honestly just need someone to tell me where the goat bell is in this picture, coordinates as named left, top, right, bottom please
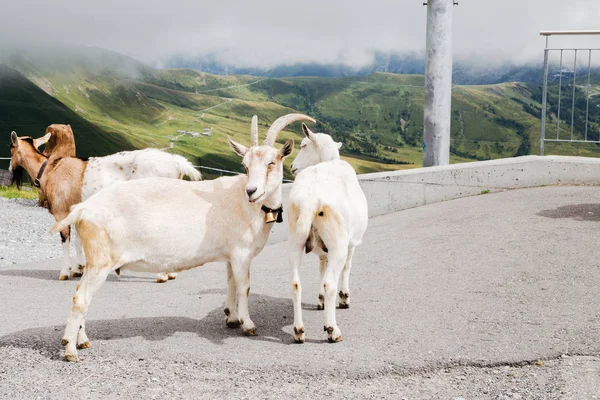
left=264, top=211, right=277, bottom=224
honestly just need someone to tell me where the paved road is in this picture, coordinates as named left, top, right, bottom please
left=1, top=186, right=600, bottom=399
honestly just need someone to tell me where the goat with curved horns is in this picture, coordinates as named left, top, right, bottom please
left=288, top=123, right=368, bottom=343
left=9, top=132, right=201, bottom=281
left=50, top=113, right=315, bottom=361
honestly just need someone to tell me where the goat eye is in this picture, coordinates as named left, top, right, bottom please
left=268, top=161, right=276, bottom=166
left=301, top=144, right=306, bottom=148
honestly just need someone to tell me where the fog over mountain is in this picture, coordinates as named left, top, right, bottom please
left=2, top=0, right=599, bottom=74
left=165, top=51, right=548, bottom=84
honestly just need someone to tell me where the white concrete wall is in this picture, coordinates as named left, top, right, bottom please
left=266, top=155, right=600, bottom=244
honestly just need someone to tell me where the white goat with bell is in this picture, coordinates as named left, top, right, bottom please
left=50, top=113, right=315, bottom=361
left=288, top=124, right=368, bottom=343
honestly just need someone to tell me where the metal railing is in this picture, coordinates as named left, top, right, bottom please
left=0, top=160, right=294, bottom=183
left=193, top=165, right=294, bottom=183
left=539, top=30, right=600, bottom=155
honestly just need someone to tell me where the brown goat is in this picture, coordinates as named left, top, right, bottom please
left=34, top=124, right=77, bottom=209
left=10, top=132, right=86, bottom=280
left=40, top=124, right=76, bottom=158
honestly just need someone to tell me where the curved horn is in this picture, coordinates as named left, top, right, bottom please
left=33, top=132, right=51, bottom=150
left=263, top=113, right=316, bottom=146
left=250, top=115, right=258, bottom=147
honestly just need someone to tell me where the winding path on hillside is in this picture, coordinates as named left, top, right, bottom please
left=194, top=98, right=233, bottom=122
left=163, top=97, right=234, bottom=150
left=194, top=78, right=266, bottom=94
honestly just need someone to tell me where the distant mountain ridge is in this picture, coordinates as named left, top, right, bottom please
left=165, top=52, right=547, bottom=84
left=166, top=51, right=600, bottom=86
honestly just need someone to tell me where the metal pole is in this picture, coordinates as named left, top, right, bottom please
left=570, top=49, right=577, bottom=140
left=584, top=49, right=592, bottom=141
left=556, top=49, right=563, bottom=140
left=423, top=0, right=454, bottom=167
left=540, top=48, right=549, bottom=156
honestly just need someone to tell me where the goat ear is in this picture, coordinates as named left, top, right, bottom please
left=278, top=138, right=294, bottom=160
left=301, top=123, right=317, bottom=142
left=227, top=136, right=248, bottom=157
left=33, top=133, right=51, bottom=149
left=336, top=141, right=342, bottom=149
left=10, top=131, right=18, bottom=147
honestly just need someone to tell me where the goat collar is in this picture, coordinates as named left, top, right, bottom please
left=261, top=204, right=283, bottom=224
left=34, top=160, right=48, bottom=188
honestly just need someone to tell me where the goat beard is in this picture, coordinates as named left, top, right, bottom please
left=10, top=166, right=25, bottom=190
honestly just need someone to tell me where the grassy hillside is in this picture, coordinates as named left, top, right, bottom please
left=242, top=73, right=600, bottom=161
left=1, top=49, right=417, bottom=177
left=0, top=64, right=134, bottom=170
left=2, top=46, right=599, bottom=179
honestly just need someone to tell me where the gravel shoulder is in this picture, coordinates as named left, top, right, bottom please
left=0, top=198, right=62, bottom=267
left=1, top=187, right=600, bottom=399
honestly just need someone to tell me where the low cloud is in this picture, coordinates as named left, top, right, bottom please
left=1, top=0, right=599, bottom=68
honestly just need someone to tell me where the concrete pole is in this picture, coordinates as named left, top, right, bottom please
left=423, top=0, right=454, bottom=167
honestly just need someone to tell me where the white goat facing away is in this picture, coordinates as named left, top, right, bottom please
left=288, top=124, right=368, bottom=343
left=9, top=131, right=201, bottom=282
left=50, top=113, right=315, bottom=361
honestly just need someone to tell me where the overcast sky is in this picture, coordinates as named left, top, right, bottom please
left=2, top=0, right=599, bottom=68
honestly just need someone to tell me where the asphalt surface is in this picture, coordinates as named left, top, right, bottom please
left=1, top=186, right=600, bottom=399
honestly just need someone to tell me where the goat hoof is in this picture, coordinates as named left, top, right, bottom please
left=58, top=275, right=69, bottom=281
left=64, top=353, right=79, bottom=362
left=325, top=326, right=343, bottom=343
left=327, top=335, right=344, bottom=343
left=77, top=341, right=91, bottom=349
left=226, top=320, right=241, bottom=329
left=338, top=292, right=349, bottom=308
left=167, top=273, right=177, bottom=280
left=156, top=277, right=168, bottom=283
left=243, top=328, right=257, bottom=336
left=71, top=271, right=83, bottom=278
left=61, top=339, right=69, bottom=346
left=316, top=304, right=324, bottom=311
left=293, top=326, right=305, bottom=343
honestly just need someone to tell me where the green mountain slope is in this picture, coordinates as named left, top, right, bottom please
left=0, top=64, right=134, bottom=169
left=1, top=48, right=414, bottom=176
left=2, top=45, right=599, bottom=178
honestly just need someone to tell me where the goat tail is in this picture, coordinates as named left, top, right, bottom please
left=289, top=198, right=346, bottom=253
left=311, top=204, right=346, bottom=251
left=49, top=203, right=86, bottom=234
left=174, top=156, right=202, bottom=181
left=289, top=198, right=318, bottom=243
